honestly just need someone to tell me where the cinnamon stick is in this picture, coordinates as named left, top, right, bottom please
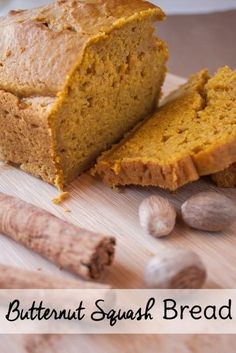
left=0, top=193, right=116, bottom=280
left=0, top=264, right=111, bottom=289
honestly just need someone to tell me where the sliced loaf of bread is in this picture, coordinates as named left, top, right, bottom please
left=94, top=67, right=236, bottom=191
left=0, top=0, right=167, bottom=188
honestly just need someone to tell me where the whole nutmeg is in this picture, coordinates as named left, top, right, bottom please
left=139, top=195, right=176, bottom=238
left=144, top=248, right=207, bottom=289
left=181, top=192, right=236, bottom=232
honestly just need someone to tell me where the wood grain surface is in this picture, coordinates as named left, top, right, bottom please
left=0, top=74, right=235, bottom=352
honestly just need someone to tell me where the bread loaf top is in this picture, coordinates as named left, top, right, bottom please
left=0, top=0, right=165, bottom=98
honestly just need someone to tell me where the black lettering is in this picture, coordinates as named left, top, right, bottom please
left=107, top=309, right=120, bottom=326
left=163, top=299, right=178, bottom=320
left=42, top=308, right=51, bottom=320
left=143, top=297, right=155, bottom=321
left=204, top=306, right=217, bottom=320
left=189, top=305, right=202, bottom=320
left=219, top=300, right=232, bottom=320
left=5, top=299, right=20, bottom=322
left=91, top=299, right=106, bottom=322
left=180, top=305, right=190, bottom=320
left=30, top=301, right=44, bottom=320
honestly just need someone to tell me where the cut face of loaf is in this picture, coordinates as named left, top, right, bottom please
left=94, top=66, right=236, bottom=191
left=0, top=0, right=168, bottom=188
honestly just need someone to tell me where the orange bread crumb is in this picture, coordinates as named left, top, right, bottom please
left=52, top=192, right=70, bottom=205
left=94, top=67, right=236, bottom=191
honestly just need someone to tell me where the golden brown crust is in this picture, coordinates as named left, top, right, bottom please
left=96, top=137, right=236, bottom=191
left=0, top=90, right=58, bottom=183
left=211, top=163, right=236, bottom=187
left=96, top=156, right=199, bottom=191
left=193, top=137, right=236, bottom=176
left=0, top=0, right=164, bottom=97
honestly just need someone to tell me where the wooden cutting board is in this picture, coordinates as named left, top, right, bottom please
left=0, top=74, right=236, bottom=353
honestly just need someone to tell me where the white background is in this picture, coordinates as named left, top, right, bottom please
left=0, top=0, right=236, bottom=15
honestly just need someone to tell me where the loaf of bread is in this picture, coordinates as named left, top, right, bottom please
left=94, top=67, right=236, bottom=191
left=0, top=0, right=168, bottom=188
left=211, top=163, right=236, bottom=187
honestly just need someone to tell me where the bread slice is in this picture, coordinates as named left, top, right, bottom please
left=0, top=0, right=167, bottom=188
left=211, top=163, right=236, bottom=187
left=94, top=67, right=236, bottom=191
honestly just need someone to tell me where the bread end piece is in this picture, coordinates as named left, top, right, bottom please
left=211, top=163, right=236, bottom=188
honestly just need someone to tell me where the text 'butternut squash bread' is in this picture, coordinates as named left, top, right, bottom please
left=94, top=67, right=236, bottom=191
left=0, top=0, right=168, bottom=188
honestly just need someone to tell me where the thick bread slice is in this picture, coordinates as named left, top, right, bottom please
left=0, top=0, right=167, bottom=188
left=94, top=67, right=236, bottom=191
